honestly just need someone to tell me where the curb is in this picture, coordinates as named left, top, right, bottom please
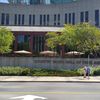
left=0, top=76, right=100, bottom=83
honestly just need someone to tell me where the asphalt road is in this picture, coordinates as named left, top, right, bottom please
left=0, top=82, right=100, bottom=100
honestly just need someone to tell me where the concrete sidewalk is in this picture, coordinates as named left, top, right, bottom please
left=0, top=76, right=100, bottom=83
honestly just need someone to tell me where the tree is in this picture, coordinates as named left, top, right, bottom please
left=74, top=23, right=100, bottom=56
left=46, top=25, right=77, bottom=56
left=46, top=32, right=59, bottom=51
left=0, top=27, right=14, bottom=54
left=61, top=24, right=76, bottom=51
left=46, top=23, right=100, bottom=57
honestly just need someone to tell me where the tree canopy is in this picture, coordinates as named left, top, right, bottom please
left=0, top=27, right=14, bottom=54
left=46, top=23, right=100, bottom=56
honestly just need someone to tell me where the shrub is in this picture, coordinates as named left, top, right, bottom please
left=0, top=66, right=100, bottom=76
left=93, top=67, right=100, bottom=76
left=0, top=67, right=31, bottom=76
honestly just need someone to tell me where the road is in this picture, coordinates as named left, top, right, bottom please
left=0, top=82, right=100, bottom=100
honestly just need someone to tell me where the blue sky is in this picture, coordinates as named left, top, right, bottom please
left=0, top=0, right=8, bottom=3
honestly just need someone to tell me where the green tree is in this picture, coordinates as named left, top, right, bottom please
left=46, top=32, right=59, bottom=51
left=0, top=27, right=14, bottom=54
left=61, top=24, right=76, bottom=51
left=46, top=23, right=100, bottom=57
left=75, top=23, right=100, bottom=55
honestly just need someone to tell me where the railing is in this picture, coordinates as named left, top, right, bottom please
left=0, top=57, right=100, bottom=70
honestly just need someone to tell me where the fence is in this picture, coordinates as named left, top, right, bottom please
left=0, top=57, right=100, bottom=70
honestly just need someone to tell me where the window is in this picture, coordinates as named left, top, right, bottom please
left=47, top=14, right=49, bottom=25
left=95, top=10, right=99, bottom=27
left=29, top=14, right=32, bottom=25
left=43, top=15, right=46, bottom=26
left=14, top=14, right=17, bottom=25
left=54, top=14, right=56, bottom=26
left=33, top=35, right=45, bottom=52
left=72, top=13, right=75, bottom=25
left=6, top=13, right=9, bottom=25
left=85, top=11, right=89, bottom=22
left=18, top=14, right=21, bottom=25
left=58, top=14, right=60, bottom=21
left=69, top=13, right=71, bottom=24
left=80, top=12, right=84, bottom=22
left=1, top=13, right=5, bottom=25
left=40, top=15, right=42, bottom=25
left=33, top=14, right=35, bottom=25
left=58, top=14, right=60, bottom=26
left=54, top=14, right=56, bottom=22
left=65, top=13, right=67, bottom=24
left=17, top=35, right=30, bottom=51
left=22, top=14, right=24, bottom=25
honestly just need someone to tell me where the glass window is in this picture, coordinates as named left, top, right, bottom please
left=29, top=14, right=32, bottom=25
left=58, top=14, right=60, bottom=21
left=80, top=12, right=84, bottom=22
left=54, top=23, right=56, bottom=26
left=14, top=14, right=17, bottom=25
left=17, top=34, right=30, bottom=51
left=65, top=13, right=67, bottom=24
left=54, top=14, right=56, bottom=26
left=18, top=14, right=21, bottom=25
left=43, top=15, right=46, bottom=26
left=40, top=14, right=42, bottom=26
left=33, top=14, right=35, bottom=25
left=1, top=13, right=5, bottom=25
left=69, top=13, right=71, bottom=24
left=72, top=13, right=75, bottom=25
left=85, top=11, right=89, bottom=22
left=22, top=14, right=24, bottom=25
left=54, top=14, right=56, bottom=22
left=95, top=10, right=99, bottom=27
left=33, top=35, right=45, bottom=52
left=47, top=14, right=49, bottom=25
left=58, top=22, right=60, bottom=26
left=6, top=13, right=9, bottom=25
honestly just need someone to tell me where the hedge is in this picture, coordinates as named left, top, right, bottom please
left=0, top=66, right=100, bottom=76
left=0, top=67, right=80, bottom=76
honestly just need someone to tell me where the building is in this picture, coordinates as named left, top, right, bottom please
left=8, top=0, right=77, bottom=4
left=0, top=0, right=100, bottom=53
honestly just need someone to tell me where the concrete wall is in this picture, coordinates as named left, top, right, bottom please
left=0, top=57, right=100, bottom=70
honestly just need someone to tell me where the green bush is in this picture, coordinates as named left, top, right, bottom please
left=0, top=67, right=31, bottom=76
left=93, top=67, right=100, bottom=76
left=32, top=69, right=80, bottom=76
left=0, top=66, right=100, bottom=76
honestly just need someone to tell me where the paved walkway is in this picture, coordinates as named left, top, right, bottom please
left=0, top=76, right=100, bottom=82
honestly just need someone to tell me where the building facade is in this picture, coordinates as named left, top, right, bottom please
left=8, top=0, right=77, bottom=4
left=0, top=0, right=100, bottom=53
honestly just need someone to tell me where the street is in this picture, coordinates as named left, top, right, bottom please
left=0, top=82, right=100, bottom=100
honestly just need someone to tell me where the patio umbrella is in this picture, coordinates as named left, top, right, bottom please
left=65, top=51, right=84, bottom=55
left=40, top=50, right=57, bottom=56
left=14, top=50, right=32, bottom=54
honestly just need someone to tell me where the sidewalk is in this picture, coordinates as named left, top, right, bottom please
left=0, top=76, right=100, bottom=83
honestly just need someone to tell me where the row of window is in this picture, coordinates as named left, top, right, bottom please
left=0, top=10, right=99, bottom=26
left=65, top=13, right=75, bottom=25
left=40, top=14, right=49, bottom=26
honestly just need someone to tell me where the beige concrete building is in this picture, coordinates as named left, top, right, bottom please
left=0, top=0, right=100, bottom=53
left=0, top=0, right=100, bottom=27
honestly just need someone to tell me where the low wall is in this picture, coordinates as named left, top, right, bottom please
left=0, top=57, right=100, bottom=70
